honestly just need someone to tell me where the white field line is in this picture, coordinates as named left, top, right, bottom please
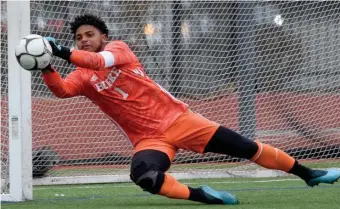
left=34, top=178, right=300, bottom=190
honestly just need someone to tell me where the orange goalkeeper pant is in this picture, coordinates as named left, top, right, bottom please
left=134, top=109, right=219, bottom=162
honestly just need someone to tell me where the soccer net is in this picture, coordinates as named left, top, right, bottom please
left=2, top=0, right=340, bottom=201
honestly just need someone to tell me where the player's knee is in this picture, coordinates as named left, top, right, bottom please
left=130, top=161, right=165, bottom=194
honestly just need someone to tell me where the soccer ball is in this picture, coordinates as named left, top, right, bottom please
left=15, top=34, right=53, bottom=71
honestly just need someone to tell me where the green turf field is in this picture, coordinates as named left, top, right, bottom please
left=2, top=177, right=340, bottom=209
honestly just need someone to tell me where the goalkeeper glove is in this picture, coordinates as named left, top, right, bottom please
left=44, top=37, right=71, bottom=62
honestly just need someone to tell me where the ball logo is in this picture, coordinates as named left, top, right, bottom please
left=43, top=46, right=53, bottom=56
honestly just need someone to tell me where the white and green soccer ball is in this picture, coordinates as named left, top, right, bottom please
left=15, top=34, right=53, bottom=71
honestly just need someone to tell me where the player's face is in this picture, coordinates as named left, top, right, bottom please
left=75, top=25, right=107, bottom=52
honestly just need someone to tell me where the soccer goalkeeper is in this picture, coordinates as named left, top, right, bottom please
left=41, top=14, right=340, bottom=205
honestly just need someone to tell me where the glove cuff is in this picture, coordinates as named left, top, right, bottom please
left=58, top=46, right=72, bottom=63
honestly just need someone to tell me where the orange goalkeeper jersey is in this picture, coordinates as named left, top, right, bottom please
left=42, top=40, right=188, bottom=146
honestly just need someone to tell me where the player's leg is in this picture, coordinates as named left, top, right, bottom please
left=204, top=126, right=340, bottom=186
left=129, top=149, right=237, bottom=205
left=130, top=149, right=189, bottom=199
left=155, top=110, right=238, bottom=204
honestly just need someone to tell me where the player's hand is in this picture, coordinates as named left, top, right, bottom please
left=44, top=37, right=71, bottom=62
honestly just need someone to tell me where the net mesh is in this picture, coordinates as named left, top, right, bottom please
left=2, top=1, right=340, bottom=186
left=1, top=0, right=9, bottom=194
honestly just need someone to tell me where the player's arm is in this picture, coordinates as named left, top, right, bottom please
left=41, top=65, right=83, bottom=98
left=45, top=37, right=137, bottom=71
left=70, top=41, right=137, bottom=70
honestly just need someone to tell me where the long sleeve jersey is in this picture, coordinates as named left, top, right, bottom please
left=42, top=40, right=188, bottom=146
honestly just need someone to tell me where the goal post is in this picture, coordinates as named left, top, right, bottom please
left=2, top=0, right=340, bottom=202
left=1, top=0, right=32, bottom=202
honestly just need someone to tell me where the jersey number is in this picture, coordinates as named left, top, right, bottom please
left=114, top=87, right=128, bottom=100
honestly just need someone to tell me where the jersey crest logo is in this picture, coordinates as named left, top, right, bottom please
left=91, top=74, right=98, bottom=82
left=133, top=68, right=145, bottom=77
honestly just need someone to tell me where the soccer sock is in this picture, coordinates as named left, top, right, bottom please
left=158, top=174, right=190, bottom=199
left=188, top=187, right=205, bottom=202
left=288, top=160, right=327, bottom=181
left=158, top=175, right=221, bottom=203
left=250, top=141, right=295, bottom=172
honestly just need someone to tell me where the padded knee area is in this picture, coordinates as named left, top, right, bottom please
left=130, top=161, right=165, bottom=194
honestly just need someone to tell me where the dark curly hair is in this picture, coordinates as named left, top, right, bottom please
left=70, top=14, right=109, bottom=39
